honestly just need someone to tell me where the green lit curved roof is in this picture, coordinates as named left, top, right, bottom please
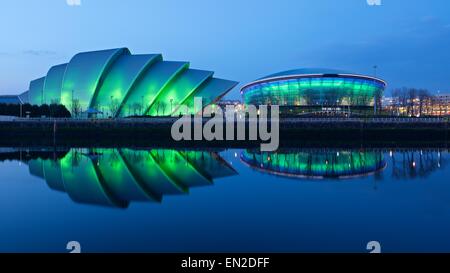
left=26, top=48, right=238, bottom=117
left=43, top=63, right=68, bottom=105
left=61, top=48, right=128, bottom=114
left=28, top=77, right=45, bottom=105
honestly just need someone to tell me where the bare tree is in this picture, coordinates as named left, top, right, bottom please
left=109, top=98, right=119, bottom=117
left=156, top=101, right=161, bottom=116
left=160, top=101, right=167, bottom=116
left=407, top=88, right=417, bottom=116
left=417, top=89, right=431, bottom=116
left=71, top=99, right=82, bottom=118
left=132, top=102, right=142, bottom=116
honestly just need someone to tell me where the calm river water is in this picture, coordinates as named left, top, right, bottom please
left=0, top=146, right=449, bottom=253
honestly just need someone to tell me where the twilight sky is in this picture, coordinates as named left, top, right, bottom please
left=0, top=0, right=449, bottom=99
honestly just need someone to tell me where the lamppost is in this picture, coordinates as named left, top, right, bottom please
left=71, top=89, right=74, bottom=117
left=141, top=96, right=144, bottom=116
left=373, top=65, right=378, bottom=115
left=110, top=95, right=114, bottom=117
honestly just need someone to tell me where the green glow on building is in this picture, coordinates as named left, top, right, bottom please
left=28, top=77, right=45, bottom=105
left=61, top=48, right=128, bottom=116
left=146, top=69, right=213, bottom=116
left=24, top=48, right=237, bottom=117
left=241, top=69, right=386, bottom=114
left=42, top=64, right=67, bottom=105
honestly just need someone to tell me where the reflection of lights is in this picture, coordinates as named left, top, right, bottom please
left=389, top=151, right=393, bottom=157
left=412, top=161, right=416, bottom=168
left=420, top=150, right=423, bottom=156
left=234, top=152, right=238, bottom=158
left=325, top=160, right=328, bottom=165
left=438, top=163, right=441, bottom=168
left=260, top=163, right=264, bottom=168
left=267, top=156, right=271, bottom=161
left=337, top=152, right=340, bottom=157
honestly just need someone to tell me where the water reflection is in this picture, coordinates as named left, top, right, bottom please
left=389, top=150, right=446, bottom=180
left=22, top=148, right=237, bottom=208
left=241, top=149, right=448, bottom=180
left=0, top=147, right=448, bottom=209
left=241, top=149, right=387, bottom=179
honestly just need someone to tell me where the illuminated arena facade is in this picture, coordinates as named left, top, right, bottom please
left=241, top=68, right=387, bottom=116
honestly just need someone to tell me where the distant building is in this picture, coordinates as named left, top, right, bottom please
left=210, top=99, right=244, bottom=115
left=383, top=93, right=450, bottom=117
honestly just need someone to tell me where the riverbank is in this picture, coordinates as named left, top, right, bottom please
left=0, top=117, right=448, bottom=146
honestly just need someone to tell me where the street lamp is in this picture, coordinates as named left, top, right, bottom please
left=141, top=96, right=144, bottom=116
left=110, top=95, right=114, bottom=117
left=71, top=89, right=74, bottom=116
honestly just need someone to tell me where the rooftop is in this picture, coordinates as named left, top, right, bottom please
left=258, top=68, right=352, bottom=80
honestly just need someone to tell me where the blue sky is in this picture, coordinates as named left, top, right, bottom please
left=0, top=0, right=449, bottom=98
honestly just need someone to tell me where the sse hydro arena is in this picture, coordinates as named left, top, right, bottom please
left=241, top=68, right=387, bottom=116
left=23, top=48, right=237, bottom=117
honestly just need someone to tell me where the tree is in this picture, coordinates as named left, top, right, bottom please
left=406, top=88, right=417, bottom=116
left=72, top=99, right=82, bottom=118
left=132, top=102, right=142, bottom=116
left=417, top=89, right=431, bottom=116
left=160, top=101, right=167, bottom=116
left=108, top=98, right=119, bottom=117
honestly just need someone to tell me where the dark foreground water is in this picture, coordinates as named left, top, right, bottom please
left=0, top=146, right=449, bottom=253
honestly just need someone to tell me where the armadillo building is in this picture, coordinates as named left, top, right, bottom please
left=241, top=68, right=387, bottom=116
left=24, top=48, right=238, bottom=117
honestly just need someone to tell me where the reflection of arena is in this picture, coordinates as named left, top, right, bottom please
left=241, top=68, right=386, bottom=116
left=241, top=149, right=387, bottom=179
